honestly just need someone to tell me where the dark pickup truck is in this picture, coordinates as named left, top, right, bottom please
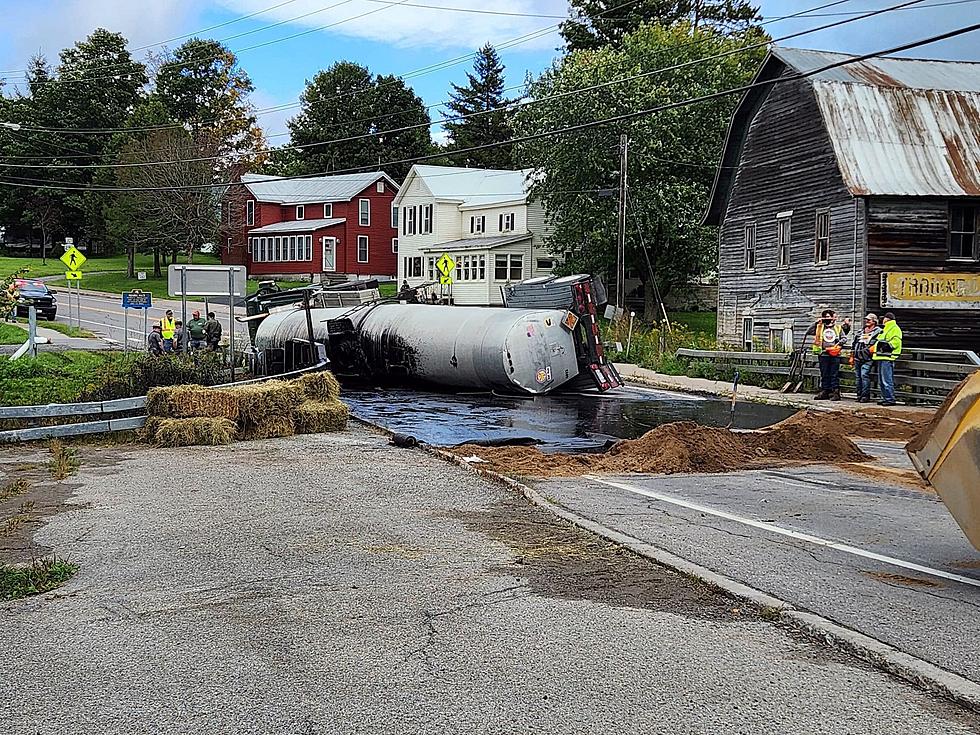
left=12, top=279, right=58, bottom=321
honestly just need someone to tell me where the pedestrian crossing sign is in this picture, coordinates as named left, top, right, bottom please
left=436, top=253, right=456, bottom=277
left=65, top=270, right=82, bottom=280
left=439, top=274, right=453, bottom=286
left=60, top=246, right=87, bottom=271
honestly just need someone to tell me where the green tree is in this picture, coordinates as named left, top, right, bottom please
left=515, top=23, right=765, bottom=319
left=561, top=0, right=760, bottom=51
left=285, top=62, right=433, bottom=179
left=443, top=44, right=514, bottom=169
left=154, top=38, right=264, bottom=162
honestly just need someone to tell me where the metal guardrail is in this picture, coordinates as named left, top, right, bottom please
left=0, top=360, right=329, bottom=443
left=675, top=348, right=979, bottom=403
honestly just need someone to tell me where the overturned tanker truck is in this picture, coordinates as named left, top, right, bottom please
left=246, top=275, right=622, bottom=395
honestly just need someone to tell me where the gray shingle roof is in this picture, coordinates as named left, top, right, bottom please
left=242, top=172, right=397, bottom=204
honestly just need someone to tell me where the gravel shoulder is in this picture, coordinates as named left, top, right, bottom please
left=2, top=427, right=978, bottom=734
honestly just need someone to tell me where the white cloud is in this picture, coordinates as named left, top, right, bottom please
left=0, top=0, right=201, bottom=85
left=217, top=0, right=567, bottom=51
left=249, top=87, right=300, bottom=140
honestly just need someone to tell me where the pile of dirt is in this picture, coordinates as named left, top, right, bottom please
left=451, top=415, right=873, bottom=478
left=769, top=408, right=931, bottom=443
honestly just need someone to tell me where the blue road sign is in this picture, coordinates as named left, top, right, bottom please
left=122, top=290, right=153, bottom=309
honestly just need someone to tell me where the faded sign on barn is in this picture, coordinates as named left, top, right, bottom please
left=881, top=272, right=980, bottom=309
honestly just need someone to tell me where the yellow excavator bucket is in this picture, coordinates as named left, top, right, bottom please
left=907, top=371, right=980, bottom=551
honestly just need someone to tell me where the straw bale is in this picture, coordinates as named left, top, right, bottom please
left=294, top=371, right=341, bottom=402
left=150, top=417, right=238, bottom=447
left=241, top=414, right=296, bottom=440
left=146, top=385, right=240, bottom=420
left=236, top=380, right=304, bottom=425
left=294, top=400, right=349, bottom=434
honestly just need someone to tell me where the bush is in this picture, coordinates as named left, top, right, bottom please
left=79, top=352, right=227, bottom=402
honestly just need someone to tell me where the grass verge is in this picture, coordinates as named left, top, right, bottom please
left=0, top=322, right=26, bottom=345
left=0, top=557, right=78, bottom=600
left=0, top=351, right=128, bottom=406
left=0, top=252, right=220, bottom=281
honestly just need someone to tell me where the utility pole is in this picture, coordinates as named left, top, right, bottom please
left=616, top=133, right=629, bottom=313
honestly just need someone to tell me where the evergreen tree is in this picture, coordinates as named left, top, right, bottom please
left=443, top=44, right=514, bottom=169
left=561, top=0, right=760, bottom=52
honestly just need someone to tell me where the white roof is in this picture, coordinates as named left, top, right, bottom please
left=242, top=172, right=396, bottom=204
left=249, top=218, right=345, bottom=234
left=776, top=47, right=980, bottom=198
left=405, top=165, right=534, bottom=207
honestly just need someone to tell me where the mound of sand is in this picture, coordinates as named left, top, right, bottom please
left=768, top=408, right=931, bottom=443
left=451, top=414, right=873, bottom=478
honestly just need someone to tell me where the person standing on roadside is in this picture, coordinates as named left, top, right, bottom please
left=159, top=309, right=176, bottom=353
left=147, top=323, right=165, bottom=357
left=872, top=312, right=903, bottom=406
left=173, top=320, right=188, bottom=352
left=204, top=311, right=222, bottom=351
left=851, top=313, right=882, bottom=403
left=187, top=309, right=207, bottom=350
left=807, top=308, right=852, bottom=401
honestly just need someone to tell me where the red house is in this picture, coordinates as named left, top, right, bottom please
left=221, top=171, right=399, bottom=282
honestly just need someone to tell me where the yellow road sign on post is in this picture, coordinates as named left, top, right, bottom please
left=439, top=274, right=453, bottom=286
left=65, top=271, right=82, bottom=281
left=436, top=253, right=456, bottom=278
left=60, top=246, right=87, bottom=271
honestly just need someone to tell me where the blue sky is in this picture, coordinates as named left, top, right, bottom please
left=0, top=0, right=977, bottom=143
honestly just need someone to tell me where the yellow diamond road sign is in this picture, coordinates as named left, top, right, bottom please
left=436, top=253, right=456, bottom=277
left=60, top=246, right=87, bottom=271
left=65, top=271, right=82, bottom=281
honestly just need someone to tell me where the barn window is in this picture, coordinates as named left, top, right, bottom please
left=359, top=199, right=370, bottom=226
left=357, top=235, right=369, bottom=263
left=777, top=215, right=791, bottom=268
left=743, top=223, right=756, bottom=270
left=815, top=209, right=830, bottom=263
left=323, top=203, right=333, bottom=218
left=295, top=205, right=304, bottom=220
left=246, top=200, right=255, bottom=227
left=742, top=317, right=754, bottom=351
left=949, top=204, right=977, bottom=260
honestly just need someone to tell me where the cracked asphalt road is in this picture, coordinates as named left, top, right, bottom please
left=2, top=428, right=978, bottom=733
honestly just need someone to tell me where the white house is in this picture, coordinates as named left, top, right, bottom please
left=392, top=164, right=556, bottom=305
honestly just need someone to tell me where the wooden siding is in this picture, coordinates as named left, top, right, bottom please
left=716, top=71, right=861, bottom=348
left=865, top=197, right=980, bottom=352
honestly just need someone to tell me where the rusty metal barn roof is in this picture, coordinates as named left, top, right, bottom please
left=773, top=48, right=980, bottom=198
left=705, top=48, right=980, bottom=224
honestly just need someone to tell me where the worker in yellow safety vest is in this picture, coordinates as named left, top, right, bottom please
left=871, top=311, right=903, bottom=406
left=806, top=308, right=851, bottom=401
left=159, top=309, right=176, bottom=353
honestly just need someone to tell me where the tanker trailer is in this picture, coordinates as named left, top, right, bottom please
left=254, top=303, right=588, bottom=394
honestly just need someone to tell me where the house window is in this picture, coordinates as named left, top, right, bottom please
left=357, top=235, right=369, bottom=263
left=742, top=317, right=754, bottom=351
left=289, top=235, right=296, bottom=261
left=376, top=181, right=385, bottom=193
left=296, top=205, right=305, bottom=220
left=391, top=238, right=398, bottom=254
left=404, top=256, right=422, bottom=278
left=949, top=204, right=977, bottom=260
left=494, top=253, right=523, bottom=281
left=768, top=326, right=792, bottom=352
left=246, top=200, right=255, bottom=227
left=470, top=215, right=486, bottom=234
left=391, top=205, right=398, bottom=229
left=815, top=209, right=830, bottom=263
left=427, top=257, right=435, bottom=281
left=421, top=204, right=433, bottom=235
left=324, top=203, right=333, bottom=218
left=777, top=215, right=791, bottom=268
left=359, top=198, right=370, bottom=226
left=499, top=212, right=514, bottom=232
left=744, top=223, right=756, bottom=270
left=536, top=258, right=554, bottom=271
left=404, top=206, right=417, bottom=235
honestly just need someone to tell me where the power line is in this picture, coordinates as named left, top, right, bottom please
left=0, top=0, right=927, bottom=171
left=3, top=19, right=975, bottom=194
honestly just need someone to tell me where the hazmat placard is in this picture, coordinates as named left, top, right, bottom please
left=60, top=246, right=87, bottom=271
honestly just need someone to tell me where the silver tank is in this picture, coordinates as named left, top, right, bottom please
left=254, top=304, right=581, bottom=394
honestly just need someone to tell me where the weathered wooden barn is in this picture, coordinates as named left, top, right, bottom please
left=706, top=47, right=980, bottom=353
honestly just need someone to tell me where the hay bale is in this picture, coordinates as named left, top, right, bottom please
left=146, top=385, right=240, bottom=420
left=236, top=380, right=304, bottom=425
left=294, top=400, right=349, bottom=434
left=294, top=371, right=341, bottom=402
left=150, top=417, right=238, bottom=447
left=241, top=414, right=296, bottom=441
